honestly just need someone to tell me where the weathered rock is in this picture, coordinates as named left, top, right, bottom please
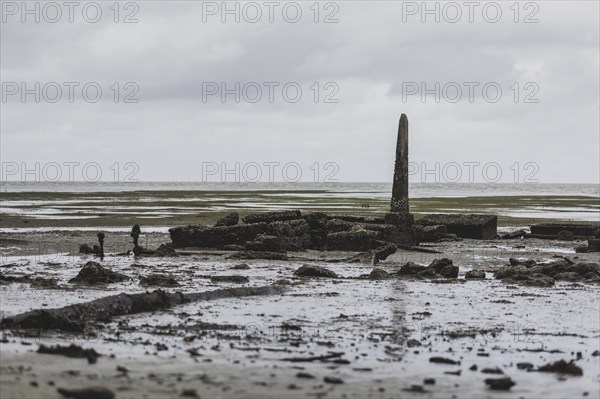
left=243, top=210, right=302, bottom=224
left=537, top=359, right=583, bottom=376
left=575, top=245, right=589, bottom=253
left=390, top=113, right=409, bottom=216
left=332, top=214, right=386, bottom=224
left=57, top=386, right=115, bottom=399
left=154, top=243, right=177, bottom=257
left=267, top=219, right=311, bottom=251
left=170, top=223, right=270, bottom=249
left=139, top=274, right=179, bottom=287
left=587, top=238, right=600, bottom=252
left=416, top=214, right=497, bottom=239
left=294, top=265, right=338, bottom=278
left=418, top=269, right=443, bottom=279
left=78, top=244, right=102, bottom=256
left=509, top=257, right=536, bottom=267
left=373, top=243, right=397, bottom=264
left=428, top=258, right=454, bottom=273
left=465, top=270, right=486, bottom=279
left=231, top=263, right=250, bottom=270
left=530, top=223, right=600, bottom=237
left=326, top=228, right=381, bottom=251
left=557, top=230, right=575, bottom=241
left=3, top=285, right=286, bottom=332
left=421, top=225, right=448, bottom=242
left=69, top=262, right=128, bottom=285
left=215, top=212, right=239, bottom=227
left=369, top=268, right=390, bottom=280
left=245, top=234, right=282, bottom=252
left=228, top=251, right=289, bottom=260
left=439, top=264, right=459, bottom=278
left=484, top=377, right=515, bottom=390
left=211, top=275, right=249, bottom=284
left=398, top=262, right=426, bottom=275
left=303, top=212, right=329, bottom=250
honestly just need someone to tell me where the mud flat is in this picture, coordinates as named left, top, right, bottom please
left=1, top=232, right=599, bottom=399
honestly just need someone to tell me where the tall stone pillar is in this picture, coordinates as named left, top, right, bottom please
left=390, top=113, right=409, bottom=215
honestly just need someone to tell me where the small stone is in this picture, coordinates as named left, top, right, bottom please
left=324, top=376, right=344, bottom=384
left=484, top=377, right=515, bottom=390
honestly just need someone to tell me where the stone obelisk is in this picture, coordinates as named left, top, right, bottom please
left=390, top=113, right=409, bottom=216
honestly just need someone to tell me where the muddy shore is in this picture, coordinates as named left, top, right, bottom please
left=1, top=227, right=599, bottom=399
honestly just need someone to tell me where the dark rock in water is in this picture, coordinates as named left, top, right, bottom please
left=243, top=210, right=302, bottom=224
left=428, top=258, right=454, bottom=273
left=423, top=378, right=435, bottom=385
left=57, top=386, right=115, bottom=399
left=416, top=214, right=497, bottom=239
left=557, top=230, right=575, bottom=241
left=439, top=265, right=459, bottom=278
left=294, top=265, right=338, bottom=278
left=398, top=262, right=427, bottom=275
left=537, top=359, right=583, bottom=376
left=369, top=268, right=390, bottom=280
left=229, top=251, right=289, bottom=260
left=429, top=356, right=459, bottom=365
left=231, top=263, right=250, bottom=270
left=484, top=377, right=515, bottom=390
left=530, top=223, right=600, bottom=237
left=215, top=212, right=239, bottom=227
left=245, top=234, right=282, bottom=253
left=69, top=262, right=128, bottom=285
left=210, top=275, right=249, bottom=284
left=38, top=344, right=100, bottom=363
left=421, top=225, right=447, bottom=242
left=465, top=270, right=486, bottom=279
left=139, top=274, right=179, bottom=287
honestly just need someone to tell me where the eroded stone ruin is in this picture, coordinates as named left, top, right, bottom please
left=170, top=114, right=417, bottom=252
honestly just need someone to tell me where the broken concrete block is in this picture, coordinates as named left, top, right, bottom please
left=416, top=214, right=497, bottom=239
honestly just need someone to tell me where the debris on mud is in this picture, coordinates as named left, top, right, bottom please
left=69, top=261, right=128, bottom=285
left=1, top=285, right=287, bottom=332
left=537, top=359, right=583, bottom=376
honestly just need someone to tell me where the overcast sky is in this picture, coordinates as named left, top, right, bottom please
left=1, top=1, right=598, bottom=183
